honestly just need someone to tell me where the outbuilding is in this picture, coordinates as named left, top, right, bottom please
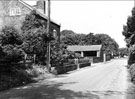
left=67, top=45, right=106, bottom=63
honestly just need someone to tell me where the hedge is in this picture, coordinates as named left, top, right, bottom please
left=56, top=64, right=77, bottom=74
left=129, top=63, right=135, bottom=83
left=79, top=63, right=91, bottom=68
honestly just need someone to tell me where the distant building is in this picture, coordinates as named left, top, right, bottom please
left=67, top=45, right=102, bottom=57
left=67, top=45, right=106, bottom=63
left=0, top=0, right=60, bottom=38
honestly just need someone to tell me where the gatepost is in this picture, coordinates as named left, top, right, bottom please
left=74, top=58, right=79, bottom=69
left=103, top=53, right=106, bottom=62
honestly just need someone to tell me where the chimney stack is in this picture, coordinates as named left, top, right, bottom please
left=36, top=0, right=46, bottom=14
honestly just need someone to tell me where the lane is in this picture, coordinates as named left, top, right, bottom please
left=49, top=58, right=128, bottom=99
left=0, top=58, right=128, bottom=99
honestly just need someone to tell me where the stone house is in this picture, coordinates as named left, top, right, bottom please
left=0, top=0, right=60, bottom=38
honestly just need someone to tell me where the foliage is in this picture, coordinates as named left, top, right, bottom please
left=0, top=26, right=24, bottom=62
left=21, top=10, right=46, bottom=33
left=22, top=28, right=46, bottom=55
left=0, top=26, right=23, bottom=46
left=0, top=71, right=34, bottom=91
left=129, top=63, right=135, bottom=83
left=94, top=34, right=119, bottom=55
left=60, top=31, right=119, bottom=62
left=61, top=30, right=119, bottom=56
left=119, top=48, right=129, bottom=57
left=60, top=30, right=86, bottom=45
left=55, top=64, right=77, bottom=74
left=122, top=7, right=135, bottom=66
left=21, top=10, right=49, bottom=64
left=78, top=58, right=90, bottom=63
left=122, top=7, right=135, bottom=47
left=50, top=41, right=80, bottom=67
left=61, top=34, right=83, bottom=45
left=83, top=33, right=97, bottom=45
left=61, top=30, right=76, bottom=36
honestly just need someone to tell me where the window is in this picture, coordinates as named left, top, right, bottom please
left=9, top=7, right=21, bottom=16
left=53, top=29, right=57, bottom=38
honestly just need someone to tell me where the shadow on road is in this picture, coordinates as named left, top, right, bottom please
left=0, top=81, right=100, bottom=99
left=126, top=82, right=135, bottom=99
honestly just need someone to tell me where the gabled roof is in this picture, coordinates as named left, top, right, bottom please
left=67, top=45, right=102, bottom=52
left=18, top=0, right=60, bottom=26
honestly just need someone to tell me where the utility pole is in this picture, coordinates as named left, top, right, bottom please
left=46, top=0, right=51, bottom=71
left=134, top=0, right=135, bottom=7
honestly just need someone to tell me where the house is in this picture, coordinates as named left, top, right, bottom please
left=0, top=0, right=60, bottom=39
left=67, top=45, right=106, bottom=63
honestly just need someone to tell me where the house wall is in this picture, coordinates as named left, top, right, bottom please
left=0, top=1, right=4, bottom=29
left=0, top=0, right=31, bottom=30
left=0, top=0, right=60, bottom=39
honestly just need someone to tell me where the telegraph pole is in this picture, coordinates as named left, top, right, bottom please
left=46, top=0, right=51, bottom=71
left=134, top=0, right=135, bottom=7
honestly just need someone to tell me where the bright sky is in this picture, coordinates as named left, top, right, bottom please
left=24, top=0, right=134, bottom=48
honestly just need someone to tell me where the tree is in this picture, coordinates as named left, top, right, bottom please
left=83, top=33, right=97, bottom=45
left=122, top=7, right=135, bottom=47
left=60, top=30, right=76, bottom=36
left=60, top=30, right=86, bottom=45
left=21, top=10, right=49, bottom=64
left=60, top=30, right=119, bottom=56
left=50, top=41, right=80, bottom=67
left=122, top=7, right=135, bottom=65
left=119, top=48, right=129, bottom=57
left=94, top=34, right=119, bottom=55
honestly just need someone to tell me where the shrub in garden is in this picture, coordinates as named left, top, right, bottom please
left=0, top=26, right=33, bottom=91
left=0, top=26, right=24, bottom=62
left=78, top=58, right=90, bottom=63
left=0, top=70, right=34, bottom=91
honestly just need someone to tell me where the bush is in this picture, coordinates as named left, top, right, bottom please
left=128, top=51, right=135, bottom=66
left=78, top=58, right=90, bottom=63
left=26, top=64, right=47, bottom=77
left=79, top=63, right=91, bottom=68
left=0, top=26, right=24, bottom=63
left=0, top=71, right=34, bottom=91
left=0, top=64, right=55, bottom=91
left=129, top=63, right=135, bottom=83
left=93, top=57, right=102, bottom=63
left=56, top=64, right=77, bottom=74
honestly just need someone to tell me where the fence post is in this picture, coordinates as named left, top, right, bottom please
left=74, top=58, right=79, bottom=70
left=90, top=57, right=93, bottom=64
left=77, top=63, right=79, bottom=70
left=33, top=54, right=36, bottom=64
left=24, top=54, right=27, bottom=64
left=103, top=53, right=106, bottom=62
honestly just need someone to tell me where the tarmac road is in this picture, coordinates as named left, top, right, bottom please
left=0, top=58, right=131, bottom=99
left=49, top=58, right=128, bottom=99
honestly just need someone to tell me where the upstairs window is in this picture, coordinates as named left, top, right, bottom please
left=9, top=7, right=21, bottom=16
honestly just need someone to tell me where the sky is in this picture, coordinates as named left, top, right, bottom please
left=24, top=0, right=134, bottom=48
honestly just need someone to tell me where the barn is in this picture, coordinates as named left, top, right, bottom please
left=67, top=45, right=108, bottom=63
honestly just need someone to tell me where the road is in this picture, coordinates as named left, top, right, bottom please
left=0, top=58, right=132, bottom=99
